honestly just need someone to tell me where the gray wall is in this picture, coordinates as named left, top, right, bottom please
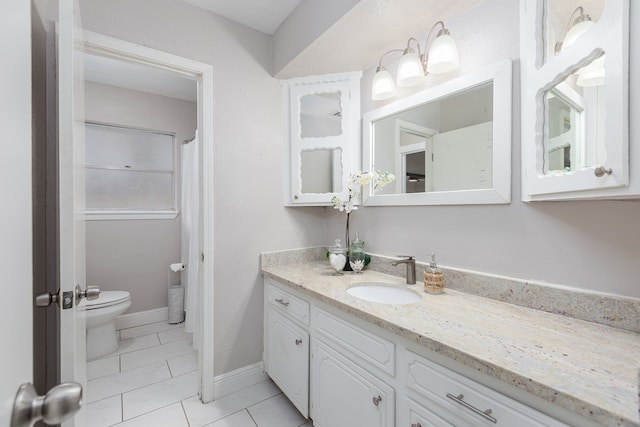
left=79, top=0, right=326, bottom=375
left=80, top=0, right=640, bottom=380
left=337, top=0, right=640, bottom=300
left=84, top=81, right=196, bottom=313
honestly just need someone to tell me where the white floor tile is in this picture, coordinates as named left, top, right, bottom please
left=122, top=371, right=199, bottom=420
left=247, top=394, right=307, bottom=427
left=86, top=395, right=122, bottom=427
left=112, top=333, right=161, bottom=356
left=120, top=338, right=193, bottom=371
left=204, top=410, right=257, bottom=427
left=158, top=327, right=191, bottom=344
left=113, top=403, right=189, bottom=427
left=119, top=321, right=185, bottom=341
left=167, top=350, right=198, bottom=377
left=86, top=361, right=171, bottom=404
left=182, top=380, right=281, bottom=427
left=87, top=355, right=119, bottom=380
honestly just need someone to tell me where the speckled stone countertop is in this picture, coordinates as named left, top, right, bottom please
left=261, top=258, right=640, bottom=427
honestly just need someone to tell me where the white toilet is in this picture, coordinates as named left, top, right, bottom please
left=85, top=291, right=132, bottom=360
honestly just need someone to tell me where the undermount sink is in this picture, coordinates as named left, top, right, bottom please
left=347, top=283, right=422, bottom=305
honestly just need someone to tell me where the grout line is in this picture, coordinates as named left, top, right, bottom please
left=120, top=393, right=124, bottom=424
left=245, top=408, right=259, bottom=427
left=166, top=359, right=174, bottom=378
left=180, top=400, right=192, bottom=427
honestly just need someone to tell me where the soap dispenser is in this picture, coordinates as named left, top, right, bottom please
left=424, top=253, right=444, bottom=294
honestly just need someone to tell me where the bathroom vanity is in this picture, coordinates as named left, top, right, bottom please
left=261, top=250, right=640, bottom=427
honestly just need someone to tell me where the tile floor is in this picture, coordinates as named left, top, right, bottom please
left=86, top=321, right=311, bottom=427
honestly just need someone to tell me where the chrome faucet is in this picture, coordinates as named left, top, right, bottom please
left=391, top=256, right=416, bottom=284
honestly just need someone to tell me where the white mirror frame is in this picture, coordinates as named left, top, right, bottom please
left=520, top=0, right=630, bottom=201
left=362, top=59, right=512, bottom=206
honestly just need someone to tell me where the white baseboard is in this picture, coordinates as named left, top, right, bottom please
left=115, top=307, right=169, bottom=331
left=214, top=362, right=268, bottom=399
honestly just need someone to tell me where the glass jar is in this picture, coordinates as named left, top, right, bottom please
left=328, top=239, right=348, bottom=275
left=349, top=233, right=366, bottom=274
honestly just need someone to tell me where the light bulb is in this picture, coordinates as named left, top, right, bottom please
left=371, top=67, right=396, bottom=100
left=427, top=32, right=459, bottom=74
left=396, top=49, right=425, bottom=87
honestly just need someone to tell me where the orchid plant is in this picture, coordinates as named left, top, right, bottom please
left=331, top=170, right=395, bottom=247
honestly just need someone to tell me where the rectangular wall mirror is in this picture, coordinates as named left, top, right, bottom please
left=362, top=60, right=512, bottom=206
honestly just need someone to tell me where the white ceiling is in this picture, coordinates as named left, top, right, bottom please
left=183, top=0, right=303, bottom=34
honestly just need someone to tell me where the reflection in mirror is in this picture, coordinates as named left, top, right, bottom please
left=300, top=149, right=343, bottom=193
left=374, top=83, right=493, bottom=195
left=544, top=0, right=605, bottom=64
left=300, top=92, right=342, bottom=138
left=543, top=54, right=606, bottom=175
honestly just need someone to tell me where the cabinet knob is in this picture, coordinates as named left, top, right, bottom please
left=372, top=395, right=382, bottom=407
left=594, top=166, right=613, bottom=177
left=295, top=338, right=302, bottom=346
left=411, top=424, right=422, bottom=427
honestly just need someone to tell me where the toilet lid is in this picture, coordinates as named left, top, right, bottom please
left=86, top=290, right=131, bottom=310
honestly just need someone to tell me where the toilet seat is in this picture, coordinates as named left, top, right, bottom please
left=86, top=290, right=131, bottom=310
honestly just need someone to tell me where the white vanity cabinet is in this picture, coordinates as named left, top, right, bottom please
left=281, top=71, right=362, bottom=206
left=520, top=0, right=637, bottom=201
left=263, top=281, right=310, bottom=416
left=263, top=277, right=587, bottom=427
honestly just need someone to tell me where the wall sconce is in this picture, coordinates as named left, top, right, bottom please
left=554, top=6, right=605, bottom=87
left=371, top=21, right=459, bottom=101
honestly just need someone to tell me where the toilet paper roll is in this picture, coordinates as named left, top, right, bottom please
left=170, top=263, right=185, bottom=272
left=168, top=285, right=185, bottom=324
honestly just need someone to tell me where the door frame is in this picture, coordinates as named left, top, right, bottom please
left=81, top=31, right=216, bottom=402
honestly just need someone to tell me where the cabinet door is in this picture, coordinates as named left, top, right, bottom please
left=311, top=338, right=394, bottom=427
left=281, top=71, right=362, bottom=206
left=266, top=309, right=309, bottom=417
left=520, top=0, right=632, bottom=200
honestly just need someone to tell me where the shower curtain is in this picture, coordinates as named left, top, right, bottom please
left=181, top=132, right=200, bottom=350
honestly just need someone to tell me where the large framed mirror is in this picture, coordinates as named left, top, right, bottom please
left=362, top=60, right=512, bottom=206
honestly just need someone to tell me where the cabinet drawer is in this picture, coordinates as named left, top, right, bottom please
left=267, top=282, right=310, bottom=326
left=313, top=307, right=395, bottom=376
left=404, top=350, right=567, bottom=427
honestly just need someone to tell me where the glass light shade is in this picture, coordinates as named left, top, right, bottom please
left=427, top=33, right=459, bottom=74
left=396, top=51, right=425, bottom=87
left=561, top=19, right=594, bottom=51
left=576, top=55, right=605, bottom=87
left=371, top=68, right=396, bottom=100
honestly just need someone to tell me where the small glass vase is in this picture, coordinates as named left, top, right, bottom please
left=328, top=239, right=348, bottom=275
left=349, top=233, right=366, bottom=274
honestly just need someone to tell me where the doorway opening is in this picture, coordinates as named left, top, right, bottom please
left=81, top=31, right=215, bottom=402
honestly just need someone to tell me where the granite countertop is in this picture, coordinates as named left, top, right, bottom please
left=261, top=259, right=640, bottom=427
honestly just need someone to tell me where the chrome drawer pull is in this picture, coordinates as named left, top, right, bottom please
left=446, top=393, right=497, bottom=424
left=275, top=298, right=289, bottom=307
left=372, top=395, right=382, bottom=406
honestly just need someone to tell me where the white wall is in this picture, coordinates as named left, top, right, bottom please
left=79, top=0, right=326, bottom=375
left=84, top=82, right=196, bottom=313
left=0, top=0, right=33, bottom=421
left=331, top=0, right=640, bottom=299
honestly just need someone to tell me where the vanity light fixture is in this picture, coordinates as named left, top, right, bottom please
left=371, top=21, right=459, bottom=101
left=554, top=6, right=605, bottom=87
